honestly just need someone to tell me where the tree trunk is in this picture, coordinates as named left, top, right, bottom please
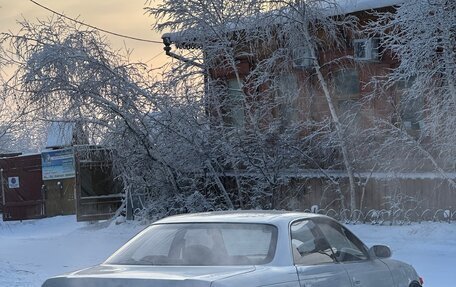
left=206, top=161, right=235, bottom=209
left=302, top=27, right=358, bottom=211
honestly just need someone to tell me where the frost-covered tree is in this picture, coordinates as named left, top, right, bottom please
left=0, top=56, right=35, bottom=152
left=0, top=16, right=248, bottom=219
left=0, top=18, right=182, bottom=214
left=150, top=0, right=363, bottom=210
left=3, top=0, right=427, bottom=219
left=369, top=0, right=456, bottom=188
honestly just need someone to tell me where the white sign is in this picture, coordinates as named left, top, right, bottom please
left=8, top=176, right=20, bottom=189
left=41, top=148, right=75, bottom=180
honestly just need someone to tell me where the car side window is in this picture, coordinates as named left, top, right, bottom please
left=316, top=221, right=368, bottom=262
left=290, top=220, right=335, bottom=265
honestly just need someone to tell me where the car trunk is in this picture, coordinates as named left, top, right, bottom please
left=42, top=264, right=256, bottom=287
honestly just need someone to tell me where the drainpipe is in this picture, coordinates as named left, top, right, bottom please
left=162, top=37, right=204, bottom=69
left=1, top=169, right=4, bottom=207
left=162, top=36, right=210, bottom=118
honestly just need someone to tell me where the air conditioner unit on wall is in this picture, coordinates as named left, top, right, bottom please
left=353, top=38, right=380, bottom=61
left=292, top=46, right=313, bottom=69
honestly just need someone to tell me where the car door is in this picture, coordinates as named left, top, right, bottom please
left=290, top=219, right=352, bottom=287
left=315, top=219, right=395, bottom=287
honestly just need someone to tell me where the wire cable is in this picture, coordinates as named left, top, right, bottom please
left=29, top=0, right=163, bottom=44
left=145, top=51, right=164, bottom=64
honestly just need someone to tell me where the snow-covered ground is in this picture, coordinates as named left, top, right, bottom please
left=0, top=215, right=454, bottom=287
left=350, top=223, right=455, bottom=287
left=0, top=216, right=143, bottom=287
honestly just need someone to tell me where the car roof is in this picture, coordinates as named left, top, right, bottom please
left=153, top=210, right=323, bottom=225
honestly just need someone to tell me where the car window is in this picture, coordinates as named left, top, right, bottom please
left=130, top=228, right=176, bottom=258
left=221, top=228, right=272, bottom=257
left=290, top=220, right=335, bottom=265
left=317, top=221, right=368, bottom=262
left=184, top=229, right=215, bottom=249
left=105, top=223, right=277, bottom=266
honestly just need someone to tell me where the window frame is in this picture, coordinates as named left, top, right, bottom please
left=289, top=219, right=337, bottom=266
left=353, top=38, right=380, bottom=61
left=276, top=73, right=300, bottom=125
left=314, top=218, right=370, bottom=263
left=223, top=78, right=245, bottom=128
left=332, top=68, right=361, bottom=100
left=289, top=217, right=370, bottom=266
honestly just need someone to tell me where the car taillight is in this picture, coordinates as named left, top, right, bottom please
left=419, top=276, right=424, bottom=285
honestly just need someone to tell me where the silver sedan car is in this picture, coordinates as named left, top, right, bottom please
left=42, top=211, right=423, bottom=287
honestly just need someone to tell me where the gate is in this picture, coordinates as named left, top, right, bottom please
left=1, top=154, right=45, bottom=221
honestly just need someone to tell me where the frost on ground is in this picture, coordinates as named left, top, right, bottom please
left=0, top=215, right=454, bottom=287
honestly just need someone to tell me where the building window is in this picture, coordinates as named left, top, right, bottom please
left=353, top=38, right=380, bottom=61
left=277, top=73, right=299, bottom=124
left=400, top=95, right=423, bottom=131
left=333, top=69, right=361, bottom=125
left=337, top=99, right=361, bottom=124
left=223, top=78, right=245, bottom=128
left=396, top=77, right=423, bottom=131
left=333, top=69, right=360, bottom=99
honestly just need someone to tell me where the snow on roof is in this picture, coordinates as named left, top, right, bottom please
left=162, top=0, right=404, bottom=44
left=337, top=0, right=403, bottom=14
left=0, top=152, right=41, bottom=160
left=155, top=210, right=321, bottom=224
left=45, top=122, right=75, bottom=149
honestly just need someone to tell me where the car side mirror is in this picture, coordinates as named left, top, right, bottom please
left=369, top=245, right=392, bottom=259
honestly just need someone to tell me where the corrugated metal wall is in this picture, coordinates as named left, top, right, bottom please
left=1, top=154, right=45, bottom=221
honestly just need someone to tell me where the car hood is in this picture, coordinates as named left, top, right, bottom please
left=42, top=264, right=256, bottom=287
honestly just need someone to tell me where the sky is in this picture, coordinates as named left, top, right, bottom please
left=0, top=0, right=170, bottom=73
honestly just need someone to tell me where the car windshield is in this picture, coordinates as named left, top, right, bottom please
left=106, top=223, right=278, bottom=266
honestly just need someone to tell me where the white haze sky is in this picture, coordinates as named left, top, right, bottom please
left=0, top=0, right=170, bottom=73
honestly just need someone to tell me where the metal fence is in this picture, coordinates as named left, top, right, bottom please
left=305, top=208, right=456, bottom=225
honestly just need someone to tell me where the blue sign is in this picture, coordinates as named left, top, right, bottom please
left=41, top=148, right=75, bottom=180
left=8, top=176, right=20, bottom=188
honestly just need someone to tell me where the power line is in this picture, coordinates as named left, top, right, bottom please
left=145, top=50, right=164, bottom=64
left=29, top=0, right=163, bottom=44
